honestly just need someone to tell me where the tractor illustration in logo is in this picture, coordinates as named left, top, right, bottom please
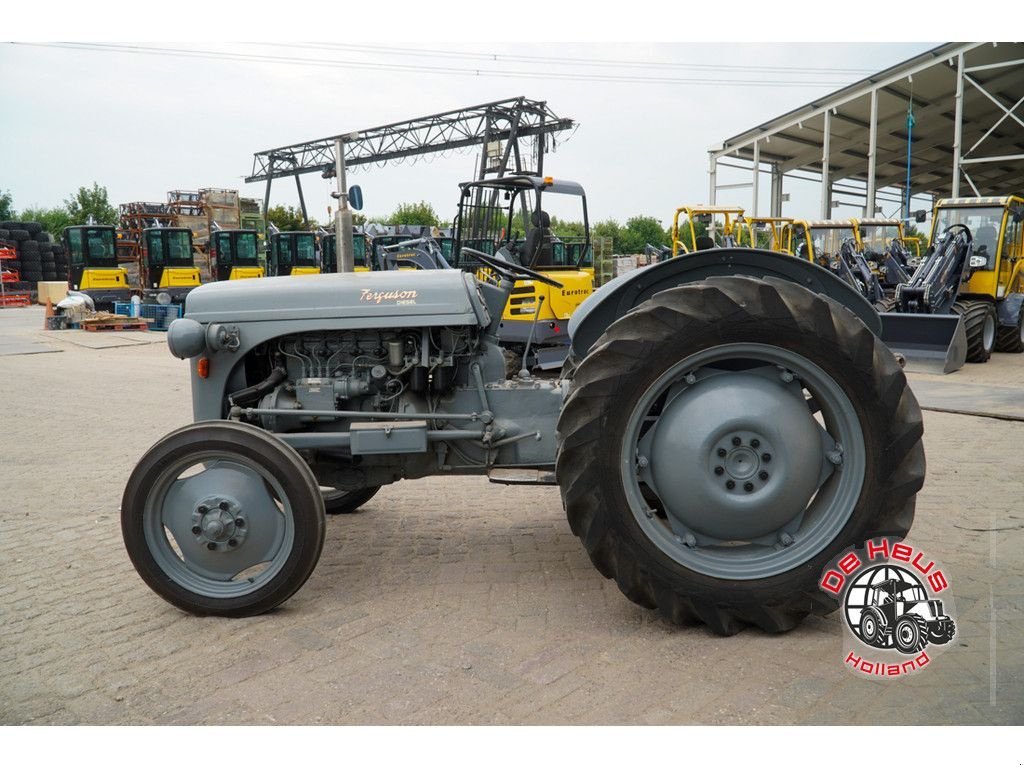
left=844, top=565, right=956, bottom=653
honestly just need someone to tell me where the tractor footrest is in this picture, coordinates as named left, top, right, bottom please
left=487, top=468, right=558, bottom=486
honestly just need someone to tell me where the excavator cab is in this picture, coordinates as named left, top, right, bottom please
left=64, top=225, right=132, bottom=310
left=319, top=228, right=371, bottom=273
left=268, top=231, right=320, bottom=277
left=209, top=229, right=264, bottom=281
left=453, top=175, right=594, bottom=369
left=141, top=227, right=200, bottom=302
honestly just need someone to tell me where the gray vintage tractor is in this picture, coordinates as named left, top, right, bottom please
left=121, top=248, right=925, bottom=636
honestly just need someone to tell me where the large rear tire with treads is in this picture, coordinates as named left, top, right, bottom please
left=556, top=276, right=925, bottom=635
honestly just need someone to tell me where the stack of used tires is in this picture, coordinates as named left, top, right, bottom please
left=0, top=221, right=67, bottom=289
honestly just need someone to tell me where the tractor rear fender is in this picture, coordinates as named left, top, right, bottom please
left=568, top=248, right=881, bottom=358
left=997, top=292, right=1024, bottom=328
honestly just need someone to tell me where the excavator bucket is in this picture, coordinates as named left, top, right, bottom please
left=879, top=312, right=968, bottom=374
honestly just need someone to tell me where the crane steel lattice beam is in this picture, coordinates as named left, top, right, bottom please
left=246, top=96, right=574, bottom=183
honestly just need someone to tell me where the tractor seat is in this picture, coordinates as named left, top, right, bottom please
left=695, top=235, right=716, bottom=251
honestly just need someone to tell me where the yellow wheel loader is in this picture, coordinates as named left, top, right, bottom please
left=928, top=196, right=1024, bottom=354
left=746, top=216, right=794, bottom=252
left=671, top=206, right=750, bottom=256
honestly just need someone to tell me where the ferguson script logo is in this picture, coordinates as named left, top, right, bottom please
left=819, top=538, right=957, bottom=678
left=359, top=289, right=418, bottom=305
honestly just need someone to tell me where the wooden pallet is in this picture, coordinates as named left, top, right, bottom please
left=82, top=320, right=150, bottom=332
left=80, top=313, right=150, bottom=332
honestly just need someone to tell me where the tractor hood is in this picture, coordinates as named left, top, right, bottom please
left=184, top=270, right=489, bottom=327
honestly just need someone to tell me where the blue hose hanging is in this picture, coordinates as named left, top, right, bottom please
left=905, top=97, right=915, bottom=219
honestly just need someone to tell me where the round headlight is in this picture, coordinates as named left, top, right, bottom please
left=167, top=318, right=206, bottom=359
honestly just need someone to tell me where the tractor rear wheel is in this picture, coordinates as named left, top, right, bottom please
left=954, top=300, right=997, bottom=363
left=995, top=305, right=1024, bottom=353
left=556, top=276, right=924, bottom=636
left=121, top=421, right=326, bottom=617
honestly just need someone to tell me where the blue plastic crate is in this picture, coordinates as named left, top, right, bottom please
left=113, top=302, right=182, bottom=331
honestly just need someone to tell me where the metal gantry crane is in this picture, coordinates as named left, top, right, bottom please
left=245, top=96, right=575, bottom=228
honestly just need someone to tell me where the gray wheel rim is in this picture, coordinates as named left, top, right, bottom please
left=983, top=312, right=996, bottom=352
left=621, top=342, right=866, bottom=580
left=143, top=450, right=295, bottom=598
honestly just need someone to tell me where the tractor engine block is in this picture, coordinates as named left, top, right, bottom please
left=243, top=328, right=479, bottom=432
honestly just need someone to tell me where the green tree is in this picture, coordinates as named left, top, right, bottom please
left=266, top=205, right=316, bottom=232
left=614, top=216, right=670, bottom=254
left=64, top=182, right=118, bottom=225
left=549, top=215, right=585, bottom=239
left=0, top=189, right=13, bottom=221
left=19, top=206, right=72, bottom=239
left=388, top=201, right=439, bottom=227
left=592, top=219, right=622, bottom=250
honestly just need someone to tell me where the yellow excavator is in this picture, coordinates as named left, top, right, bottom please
left=209, top=227, right=264, bottom=281
left=63, top=225, right=132, bottom=310
left=140, top=226, right=200, bottom=303
left=267, top=229, right=320, bottom=277
left=453, top=175, right=594, bottom=370
left=317, top=227, right=372, bottom=273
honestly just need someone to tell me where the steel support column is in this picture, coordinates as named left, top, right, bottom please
left=770, top=164, right=783, bottom=217
left=820, top=110, right=831, bottom=218
left=952, top=52, right=965, bottom=198
left=751, top=141, right=760, bottom=216
left=709, top=155, right=718, bottom=205
left=866, top=90, right=878, bottom=217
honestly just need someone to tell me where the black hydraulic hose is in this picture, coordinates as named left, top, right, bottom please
left=228, top=366, right=288, bottom=408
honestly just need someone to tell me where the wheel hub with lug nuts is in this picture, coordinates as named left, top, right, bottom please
left=641, top=370, right=827, bottom=542
left=191, top=498, right=247, bottom=552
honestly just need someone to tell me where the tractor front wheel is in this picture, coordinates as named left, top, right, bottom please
left=556, top=276, right=925, bottom=636
left=121, top=421, right=327, bottom=617
left=860, top=609, right=886, bottom=647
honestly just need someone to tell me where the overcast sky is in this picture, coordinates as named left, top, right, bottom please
left=1, top=39, right=937, bottom=227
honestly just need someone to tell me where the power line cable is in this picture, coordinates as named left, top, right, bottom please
left=264, top=41, right=876, bottom=76
left=9, top=42, right=851, bottom=88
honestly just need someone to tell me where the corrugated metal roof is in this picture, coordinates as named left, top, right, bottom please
left=713, top=43, right=1024, bottom=199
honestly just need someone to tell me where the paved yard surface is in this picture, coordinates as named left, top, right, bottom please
left=1, top=305, right=1021, bottom=725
